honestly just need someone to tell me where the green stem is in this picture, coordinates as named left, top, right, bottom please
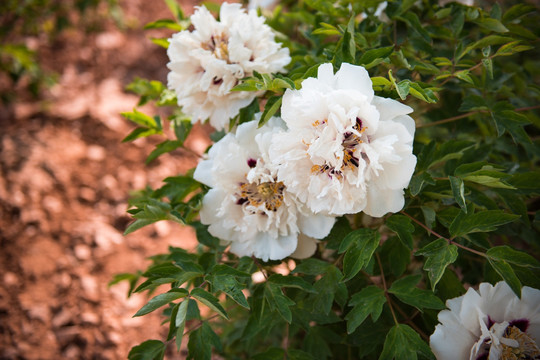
left=376, top=253, right=399, bottom=326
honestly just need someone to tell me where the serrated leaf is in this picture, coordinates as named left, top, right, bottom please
left=128, top=340, right=166, bottom=360
left=190, top=288, right=229, bottom=320
left=134, top=288, right=189, bottom=317
left=449, top=210, right=520, bottom=237
left=449, top=176, right=467, bottom=212
left=345, top=286, right=386, bottom=334
left=388, top=275, right=445, bottom=312
left=416, top=238, right=458, bottom=290
left=379, top=324, right=434, bottom=360
left=339, top=229, right=380, bottom=281
left=386, top=215, right=414, bottom=250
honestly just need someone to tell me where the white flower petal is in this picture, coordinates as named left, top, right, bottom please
left=195, top=118, right=335, bottom=261
left=166, top=3, right=291, bottom=130
left=271, top=63, right=417, bottom=217
left=335, top=63, right=374, bottom=103
left=290, top=234, right=318, bottom=259
left=430, top=282, right=540, bottom=360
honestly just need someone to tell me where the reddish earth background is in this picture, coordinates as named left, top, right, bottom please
left=0, top=1, right=215, bottom=358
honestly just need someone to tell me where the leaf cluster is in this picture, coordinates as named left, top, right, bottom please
left=116, top=0, right=540, bottom=359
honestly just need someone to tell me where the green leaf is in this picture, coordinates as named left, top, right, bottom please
left=345, top=286, right=386, bottom=334
left=128, top=340, right=166, bottom=360
left=502, top=4, right=537, bottom=22
left=146, top=140, right=182, bottom=164
left=449, top=176, right=467, bottom=212
left=449, top=210, right=520, bottom=237
left=124, top=218, right=157, bottom=235
left=134, top=288, right=189, bottom=317
left=122, top=127, right=160, bottom=142
left=267, top=274, right=315, bottom=293
left=144, top=19, right=184, bottom=31
left=491, top=110, right=532, bottom=144
left=487, top=258, right=522, bottom=298
left=308, top=265, right=342, bottom=314
left=358, top=46, right=394, bottom=69
left=388, top=275, right=445, bottom=312
left=409, top=172, right=435, bottom=196
left=259, top=96, right=282, bottom=127
left=122, top=109, right=160, bottom=128
left=399, top=12, right=430, bottom=42
left=190, top=288, right=229, bottom=320
left=264, top=282, right=295, bottom=323
left=207, top=274, right=249, bottom=309
left=379, top=324, right=434, bottom=360
left=382, top=236, right=411, bottom=277
left=475, top=17, right=508, bottom=33
left=292, top=258, right=330, bottom=275
left=458, top=35, right=511, bottom=60
left=458, top=95, right=488, bottom=112
left=338, top=228, right=380, bottom=281
left=323, top=216, right=352, bottom=250
left=486, top=246, right=540, bottom=269
left=175, top=300, right=189, bottom=350
left=187, top=322, right=221, bottom=360
left=386, top=215, right=414, bottom=250
left=192, top=222, right=220, bottom=247
left=416, top=238, right=458, bottom=290
left=150, top=37, right=169, bottom=48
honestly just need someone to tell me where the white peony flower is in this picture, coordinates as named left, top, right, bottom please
left=430, top=281, right=540, bottom=360
left=167, top=2, right=291, bottom=131
left=269, top=63, right=416, bottom=217
left=193, top=117, right=335, bottom=261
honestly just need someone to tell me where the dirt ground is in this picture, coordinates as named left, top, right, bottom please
left=0, top=1, right=213, bottom=359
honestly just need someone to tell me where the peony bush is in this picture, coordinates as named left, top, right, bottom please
left=113, top=0, right=540, bottom=359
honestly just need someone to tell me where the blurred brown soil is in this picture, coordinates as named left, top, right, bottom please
left=0, top=1, right=210, bottom=359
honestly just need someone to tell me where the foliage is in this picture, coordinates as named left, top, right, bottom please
left=116, top=0, right=540, bottom=359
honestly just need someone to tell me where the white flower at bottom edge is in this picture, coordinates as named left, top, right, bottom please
left=166, top=2, right=290, bottom=131
left=430, top=281, right=540, bottom=360
left=193, top=117, right=335, bottom=261
left=269, top=62, right=416, bottom=217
